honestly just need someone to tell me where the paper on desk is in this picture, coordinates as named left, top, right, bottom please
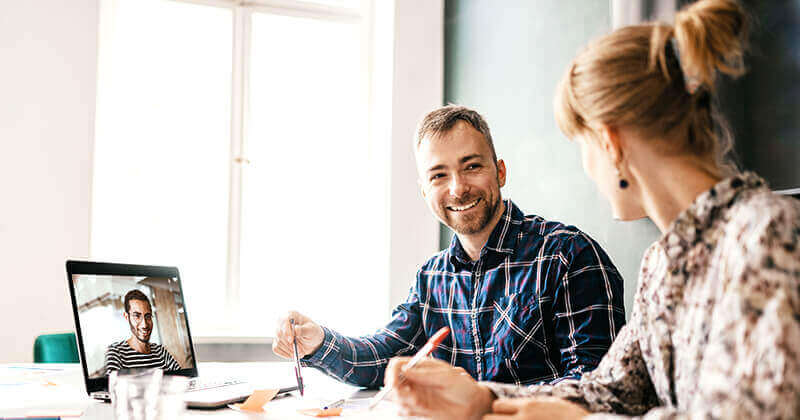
left=0, top=366, right=67, bottom=386
left=0, top=381, right=89, bottom=418
left=297, top=407, right=343, bottom=417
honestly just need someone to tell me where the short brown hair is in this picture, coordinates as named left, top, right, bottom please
left=415, top=105, right=498, bottom=163
left=124, top=289, right=151, bottom=313
left=554, top=0, right=748, bottom=175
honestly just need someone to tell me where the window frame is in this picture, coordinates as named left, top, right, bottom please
left=164, top=0, right=376, bottom=334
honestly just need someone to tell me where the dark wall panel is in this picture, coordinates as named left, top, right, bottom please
left=719, top=0, right=800, bottom=190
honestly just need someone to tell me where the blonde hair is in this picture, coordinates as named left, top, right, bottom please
left=554, top=0, right=749, bottom=174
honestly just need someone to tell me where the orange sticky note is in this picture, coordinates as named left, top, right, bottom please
left=298, top=407, right=343, bottom=417
left=234, top=389, right=279, bottom=412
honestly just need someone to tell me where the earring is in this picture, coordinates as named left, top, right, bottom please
left=615, top=167, right=629, bottom=189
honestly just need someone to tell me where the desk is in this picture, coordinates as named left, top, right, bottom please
left=1, top=362, right=402, bottom=419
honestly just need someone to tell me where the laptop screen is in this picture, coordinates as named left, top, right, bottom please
left=69, top=270, right=196, bottom=380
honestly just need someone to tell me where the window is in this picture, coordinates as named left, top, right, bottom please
left=92, top=0, right=387, bottom=337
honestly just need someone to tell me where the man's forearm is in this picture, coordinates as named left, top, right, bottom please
left=302, top=325, right=419, bottom=388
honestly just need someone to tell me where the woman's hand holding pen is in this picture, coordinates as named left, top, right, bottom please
left=385, top=356, right=495, bottom=420
left=386, top=356, right=589, bottom=420
left=272, top=311, right=325, bottom=359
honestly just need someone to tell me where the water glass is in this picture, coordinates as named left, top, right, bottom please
left=109, top=369, right=188, bottom=420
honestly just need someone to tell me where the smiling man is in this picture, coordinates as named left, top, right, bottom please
left=104, top=289, right=181, bottom=375
left=272, top=105, right=626, bottom=387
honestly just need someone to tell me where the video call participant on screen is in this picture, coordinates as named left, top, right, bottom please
left=104, top=289, right=181, bottom=375
left=271, top=105, right=626, bottom=388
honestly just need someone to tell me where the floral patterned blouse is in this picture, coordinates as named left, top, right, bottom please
left=485, top=172, right=800, bottom=419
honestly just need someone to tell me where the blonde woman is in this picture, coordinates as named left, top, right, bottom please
left=384, top=0, right=800, bottom=418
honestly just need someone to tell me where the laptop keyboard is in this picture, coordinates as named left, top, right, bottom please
left=186, top=378, right=246, bottom=392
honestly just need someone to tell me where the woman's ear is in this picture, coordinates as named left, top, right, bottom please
left=597, top=124, right=625, bottom=167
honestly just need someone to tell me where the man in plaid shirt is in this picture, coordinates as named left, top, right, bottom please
left=273, top=105, right=625, bottom=388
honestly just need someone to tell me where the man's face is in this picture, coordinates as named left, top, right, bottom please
left=416, top=121, right=506, bottom=237
left=124, top=299, right=153, bottom=344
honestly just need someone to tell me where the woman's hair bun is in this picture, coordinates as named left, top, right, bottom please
left=674, top=0, right=749, bottom=90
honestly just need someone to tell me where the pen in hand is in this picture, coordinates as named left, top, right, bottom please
left=368, top=326, right=451, bottom=410
left=290, top=318, right=305, bottom=396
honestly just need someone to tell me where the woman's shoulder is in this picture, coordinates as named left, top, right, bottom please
left=719, top=189, right=800, bottom=303
left=725, top=188, right=800, bottom=253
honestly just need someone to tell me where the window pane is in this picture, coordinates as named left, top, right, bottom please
left=92, top=0, right=232, bottom=335
left=240, top=13, right=386, bottom=336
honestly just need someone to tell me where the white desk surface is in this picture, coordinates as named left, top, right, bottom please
left=0, top=362, right=405, bottom=419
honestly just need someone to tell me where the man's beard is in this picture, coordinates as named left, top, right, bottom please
left=443, top=192, right=501, bottom=235
left=130, top=323, right=151, bottom=343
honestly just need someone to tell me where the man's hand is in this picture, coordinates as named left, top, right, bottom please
left=272, top=311, right=325, bottom=360
left=385, top=356, right=495, bottom=420
left=483, top=397, right=590, bottom=420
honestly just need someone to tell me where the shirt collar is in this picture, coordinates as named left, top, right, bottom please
left=447, top=199, right=523, bottom=268
left=659, top=171, right=767, bottom=258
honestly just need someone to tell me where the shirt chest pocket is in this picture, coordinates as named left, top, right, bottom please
left=489, top=291, right=539, bottom=359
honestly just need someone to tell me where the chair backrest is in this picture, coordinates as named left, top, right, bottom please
left=33, top=333, right=79, bottom=363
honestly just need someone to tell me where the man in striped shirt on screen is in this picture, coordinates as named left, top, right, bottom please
left=104, top=289, right=181, bottom=375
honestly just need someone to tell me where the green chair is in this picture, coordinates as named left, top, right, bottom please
left=33, top=333, right=79, bottom=363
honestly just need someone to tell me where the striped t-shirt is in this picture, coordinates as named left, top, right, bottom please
left=104, top=340, right=181, bottom=375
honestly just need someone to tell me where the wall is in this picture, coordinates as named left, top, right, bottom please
left=719, top=0, right=800, bottom=190
left=386, top=0, right=444, bottom=312
left=0, top=1, right=99, bottom=362
left=443, top=0, right=662, bottom=315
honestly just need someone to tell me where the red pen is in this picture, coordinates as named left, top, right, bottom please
left=368, top=326, right=450, bottom=410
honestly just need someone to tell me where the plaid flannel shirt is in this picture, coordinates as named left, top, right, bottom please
left=302, top=200, right=626, bottom=388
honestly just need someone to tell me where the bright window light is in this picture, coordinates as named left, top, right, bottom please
left=239, top=12, right=382, bottom=335
left=92, top=0, right=386, bottom=337
left=92, top=0, right=232, bottom=333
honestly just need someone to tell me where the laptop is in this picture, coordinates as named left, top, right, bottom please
left=65, top=260, right=296, bottom=408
